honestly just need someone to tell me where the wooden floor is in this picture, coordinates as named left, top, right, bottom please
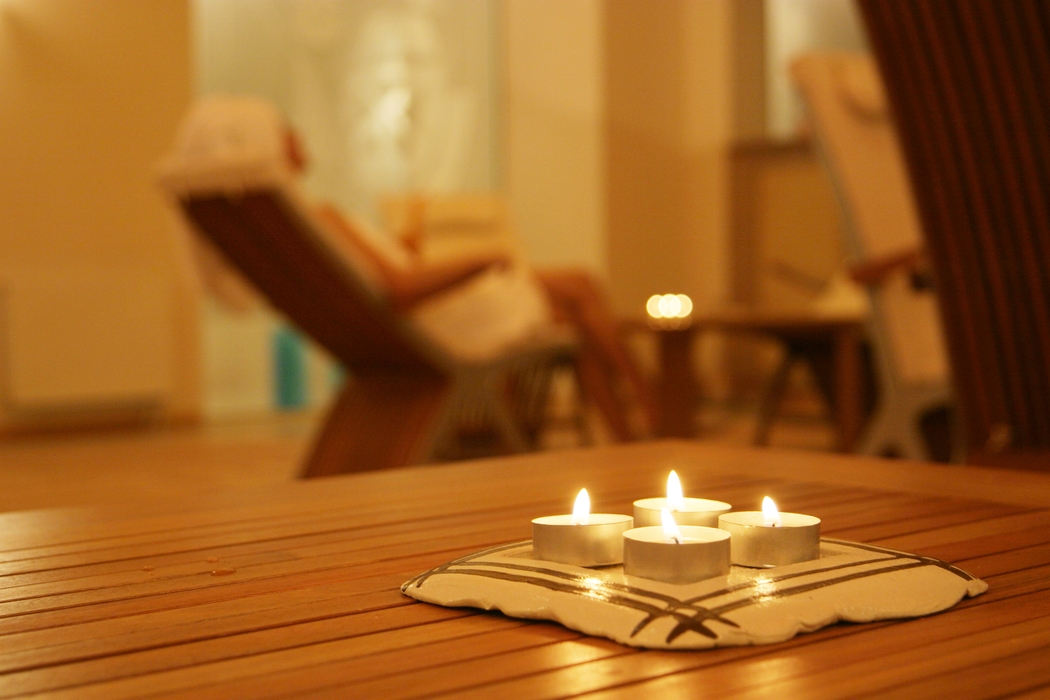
left=0, top=415, right=311, bottom=515
left=0, top=401, right=833, bottom=516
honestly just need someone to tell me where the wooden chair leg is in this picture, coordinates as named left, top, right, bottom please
left=753, top=352, right=796, bottom=446
left=300, top=371, right=449, bottom=478
left=574, top=354, right=634, bottom=442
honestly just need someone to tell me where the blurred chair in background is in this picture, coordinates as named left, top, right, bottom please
left=159, top=97, right=576, bottom=477
left=792, top=52, right=954, bottom=460
left=860, top=0, right=1050, bottom=470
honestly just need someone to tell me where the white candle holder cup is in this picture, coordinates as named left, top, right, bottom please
left=718, top=511, right=821, bottom=568
left=623, top=526, right=731, bottom=585
left=633, top=498, right=732, bottom=528
left=532, top=514, right=634, bottom=566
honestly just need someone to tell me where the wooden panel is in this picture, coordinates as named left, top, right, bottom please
left=0, top=441, right=1047, bottom=697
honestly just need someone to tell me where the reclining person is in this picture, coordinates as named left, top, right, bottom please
left=170, top=96, right=654, bottom=441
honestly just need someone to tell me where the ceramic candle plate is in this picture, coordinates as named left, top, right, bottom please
left=402, top=538, right=987, bottom=650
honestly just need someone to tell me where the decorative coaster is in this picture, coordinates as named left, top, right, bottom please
left=402, top=538, right=987, bottom=649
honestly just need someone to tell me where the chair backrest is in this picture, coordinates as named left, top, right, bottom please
left=157, top=95, right=445, bottom=376
left=859, top=0, right=1050, bottom=457
left=176, top=187, right=441, bottom=374
left=791, top=52, right=949, bottom=386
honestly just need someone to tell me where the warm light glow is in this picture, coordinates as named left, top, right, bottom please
left=646, top=294, right=663, bottom=318
left=659, top=294, right=682, bottom=318
left=580, top=575, right=611, bottom=601
left=762, top=496, right=782, bottom=527
left=666, top=470, right=685, bottom=511
left=572, top=488, right=591, bottom=525
left=661, top=508, right=683, bottom=544
left=646, top=293, right=694, bottom=319
left=753, top=573, right=777, bottom=602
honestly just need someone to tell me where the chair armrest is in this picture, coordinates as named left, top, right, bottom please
left=848, top=247, right=927, bottom=287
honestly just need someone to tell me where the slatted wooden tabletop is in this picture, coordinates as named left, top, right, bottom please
left=2, top=440, right=1049, bottom=699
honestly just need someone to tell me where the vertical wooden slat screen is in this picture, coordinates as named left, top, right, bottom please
left=858, top=1, right=1050, bottom=463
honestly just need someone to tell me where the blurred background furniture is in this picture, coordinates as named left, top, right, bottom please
left=860, top=0, right=1050, bottom=470
left=380, top=193, right=520, bottom=265
left=161, top=168, right=575, bottom=478
left=625, top=308, right=865, bottom=450
left=791, top=52, right=954, bottom=461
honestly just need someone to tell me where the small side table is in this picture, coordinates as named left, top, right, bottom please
left=625, top=308, right=866, bottom=452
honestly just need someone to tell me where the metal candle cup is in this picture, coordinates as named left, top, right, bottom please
left=532, top=514, right=634, bottom=566
left=623, top=525, right=731, bottom=584
left=633, top=497, right=732, bottom=527
left=718, top=511, right=821, bottom=567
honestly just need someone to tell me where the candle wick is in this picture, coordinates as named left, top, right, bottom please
left=672, top=536, right=681, bottom=545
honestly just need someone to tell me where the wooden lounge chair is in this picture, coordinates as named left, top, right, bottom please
left=159, top=153, right=575, bottom=478
left=860, top=0, right=1050, bottom=470
left=791, top=53, right=954, bottom=460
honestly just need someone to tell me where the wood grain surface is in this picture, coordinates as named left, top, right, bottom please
left=1, top=440, right=1048, bottom=698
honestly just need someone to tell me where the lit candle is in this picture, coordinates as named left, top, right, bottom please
left=646, top=293, right=694, bottom=327
left=623, top=508, right=731, bottom=584
left=718, top=497, right=821, bottom=568
left=532, top=489, right=634, bottom=566
left=634, top=470, right=732, bottom=527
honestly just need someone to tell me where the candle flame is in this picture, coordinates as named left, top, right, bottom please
left=572, top=488, right=590, bottom=525
left=666, top=470, right=685, bottom=511
left=661, top=508, right=683, bottom=544
left=762, top=496, right=782, bottom=527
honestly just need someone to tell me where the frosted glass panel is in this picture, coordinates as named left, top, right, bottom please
left=194, top=0, right=500, bottom=221
left=765, top=0, right=867, bottom=139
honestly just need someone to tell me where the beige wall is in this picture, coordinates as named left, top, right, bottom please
left=504, top=0, right=607, bottom=274
left=505, top=0, right=756, bottom=320
left=605, top=0, right=737, bottom=316
left=0, top=0, right=198, bottom=425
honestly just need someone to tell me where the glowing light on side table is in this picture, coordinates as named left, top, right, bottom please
left=646, top=293, right=694, bottom=329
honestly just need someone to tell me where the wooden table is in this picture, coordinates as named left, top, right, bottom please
left=3, top=441, right=1049, bottom=698
left=626, top=309, right=865, bottom=451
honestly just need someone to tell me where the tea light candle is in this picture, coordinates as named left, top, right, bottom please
left=623, top=509, right=731, bottom=584
left=532, top=489, right=633, bottom=566
left=718, top=497, right=821, bottom=568
left=633, top=470, right=732, bottom=527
